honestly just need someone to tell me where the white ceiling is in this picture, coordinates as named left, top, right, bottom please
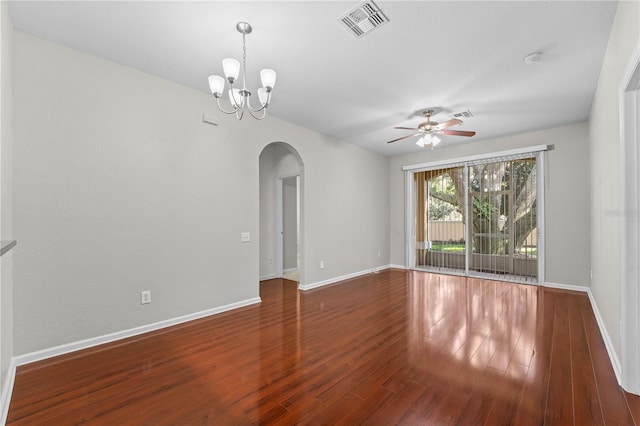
left=9, top=1, right=618, bottom=156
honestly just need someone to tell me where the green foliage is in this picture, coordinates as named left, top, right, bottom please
left=428, top=199, right=455, bottom=220
left=473, top=198, right=498, bottom=220
left=425, top=160, right=537, bottom=255
left=430, top=242, right=465, bottom=252
left=427, top=173, right=462, bottom=220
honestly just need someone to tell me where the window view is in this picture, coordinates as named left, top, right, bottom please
left=414, top=157, right=537, bottom=282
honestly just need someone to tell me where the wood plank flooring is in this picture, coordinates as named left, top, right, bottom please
left=7, top=270, right=639, bottom=425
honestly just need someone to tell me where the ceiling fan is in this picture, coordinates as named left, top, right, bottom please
left=386, top=110, right=476, bottom=148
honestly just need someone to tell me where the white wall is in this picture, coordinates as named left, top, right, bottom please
left=0, top=0, right=14, bottom=404
left=589, top=0, right=640, bottom=362
left=303, top=141, right=390, bottom=281
left=390, top=122, right=591, bottom=287
left=13, top=33, right=391, bottom=355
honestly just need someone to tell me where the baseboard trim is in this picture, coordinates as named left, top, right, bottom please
left=13, top=297, right=262, bottom=368
left=299, top=265, right=391, bottom=291
left=259, top=274, right=277, bottom=281
left=586, top=288, right=623, bottom=385
left=283, top=268, right=297, bottom=274
left=389, top=264, right=408, bottom=270
left=0, top=359, right=16, bottom=426
left=544, top=281, right=622, bottom=386
left=543, top=281, right=589, bottom=293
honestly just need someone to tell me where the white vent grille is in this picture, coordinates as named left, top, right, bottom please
left=338, top=1, right=389, bottom=38
left=451, top=110, right=474, bottom=119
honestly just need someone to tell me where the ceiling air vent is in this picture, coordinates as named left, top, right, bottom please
left=338, top=1, right=389, bottom=38
left=451, top=110, right=474, bottom=119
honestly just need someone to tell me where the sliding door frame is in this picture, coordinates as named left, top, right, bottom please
left=404, top=170, right=415, bottom=270
left=404, top=145, right=548, bottom=284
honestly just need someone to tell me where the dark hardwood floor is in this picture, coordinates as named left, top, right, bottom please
left=7, top=270, right=639, bottom=425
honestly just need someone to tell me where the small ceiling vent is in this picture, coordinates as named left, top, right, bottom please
left=338, top=1, right=389, bottom=38
left=451, top=110, right=474, bottom=119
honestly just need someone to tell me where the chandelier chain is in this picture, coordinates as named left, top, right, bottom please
left=241, top=32, right=247, bottom=91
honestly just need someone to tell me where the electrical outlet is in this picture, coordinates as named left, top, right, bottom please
left=241, top=232, right=251, bottom=242
left=141, top=290, right=151, bottom=305
left=320, top=261, right=325, bottom=269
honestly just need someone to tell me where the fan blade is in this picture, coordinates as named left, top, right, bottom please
left=441, top=129, right=476, bottom=137
left=393, top=126, right=419, bottom=131
left=387, top=133, right=421, bottom=144
left=434, top=119, right=462, bottom=130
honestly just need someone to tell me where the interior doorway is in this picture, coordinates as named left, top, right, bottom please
left=259, top=143, right=304, bottom=285
left=279, top=175, right=300, bottom=281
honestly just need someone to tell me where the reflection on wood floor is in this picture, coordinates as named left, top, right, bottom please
left=7, top=270, right=640, bottom=425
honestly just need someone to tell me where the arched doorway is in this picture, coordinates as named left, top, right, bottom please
left=259, top=142, right=304, bottom=286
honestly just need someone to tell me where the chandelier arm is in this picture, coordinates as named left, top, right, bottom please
left=245, top=97, right=267, bottom=113
left=215, top=96, right=240, bottom=115
left=247, top=107, right=267, bottom=120
left=246, top=89, right=273, bottom=112
left=235, top=108, right=245, bottom=120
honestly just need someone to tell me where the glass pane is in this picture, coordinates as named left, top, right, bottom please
left=414, top=167, right=465, bottom=273
left=468, top=159, right=537, bottom=281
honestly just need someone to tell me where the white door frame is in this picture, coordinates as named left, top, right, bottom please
left=619, top=41, right=640, bottom=395
left=275, top=177, right=283, bottom=278
left=275, top=173, right=299, bottom=278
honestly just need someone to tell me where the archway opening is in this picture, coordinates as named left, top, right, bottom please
left=259, top=142, right=304, bottom=286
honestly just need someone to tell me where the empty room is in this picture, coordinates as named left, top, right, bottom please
left=0, top=0, right=639, bottom=424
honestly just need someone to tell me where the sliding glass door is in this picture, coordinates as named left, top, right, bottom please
left=410, top=152, right=542, bottom=283
left=468, top=159, right=537, bottom=279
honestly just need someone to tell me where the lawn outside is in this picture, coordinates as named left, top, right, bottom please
left=430, top=241, right=537, bottom=256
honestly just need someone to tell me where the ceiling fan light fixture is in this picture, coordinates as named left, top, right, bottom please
left=387, top=109, right=476, bottom=147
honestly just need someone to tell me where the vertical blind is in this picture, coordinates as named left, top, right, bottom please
left=413, top=153, right=539, bottom=283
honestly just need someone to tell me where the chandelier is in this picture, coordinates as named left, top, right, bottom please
left=208, top=22, right=276, bottom=120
